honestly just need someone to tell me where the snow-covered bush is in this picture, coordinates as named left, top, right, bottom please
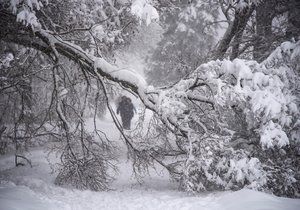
left=178, top=40, right=300, bottom=196
left=133, top=41, right=300, bottom=197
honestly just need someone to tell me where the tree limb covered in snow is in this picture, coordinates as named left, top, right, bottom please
left=1, top=11, right=141, bottom=93
left=1, top=9, right=216, bottom=139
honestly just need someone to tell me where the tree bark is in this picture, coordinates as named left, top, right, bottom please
left=253, top=0, right=277, bottom=62
left=214, top=5, right=255, bottom=60
left=286, top=0, right=300, bottom=40
left=229, top=8, right=254, bottom=60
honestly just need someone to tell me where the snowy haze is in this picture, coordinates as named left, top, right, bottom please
left=115, top=22, right=163, bottom=78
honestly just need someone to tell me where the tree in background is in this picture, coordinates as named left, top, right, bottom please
left=146, top=0, right=220, bottom=86
left=253, top=0, right=300, bottom=61
left=214, top=0, right=300, bottom=61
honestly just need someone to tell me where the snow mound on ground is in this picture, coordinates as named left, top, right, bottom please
left=0, top=181, right=69, bottom=210
left=216, top=189, right=300, bottom=210
left=1, top=179, right=300, bottom=210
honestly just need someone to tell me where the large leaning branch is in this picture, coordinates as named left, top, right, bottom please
left=1, top=11, right=140, bottom=93
left=0, top=10, right=215, bottom=140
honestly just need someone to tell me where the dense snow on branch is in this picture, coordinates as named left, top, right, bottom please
left=93, top=57, right=147, bottom=90
left=177, top=40, right=300, bottom=194
left=193, top=41, right=300, bottom=149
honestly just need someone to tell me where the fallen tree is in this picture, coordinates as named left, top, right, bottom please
left=1, top=0, right=300, bottom=197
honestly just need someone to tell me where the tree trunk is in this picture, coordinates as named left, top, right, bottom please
left=229, top=9, right=253, bottom=60
left=214, top=5, right=255, bottom=60
left=253, top=0, right=276, bottom=62
left=286, top=0, right=300, bottom=40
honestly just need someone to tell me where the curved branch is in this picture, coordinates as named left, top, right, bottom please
left=1, top=10, right=141, bottom=95
left=0, top=9, right=216, bottom=143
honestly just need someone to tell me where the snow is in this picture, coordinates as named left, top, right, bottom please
left=260, top=121, right=289, bottom=148
left=16, top=9, right=40, bottom=28
left=221, top=59, right=253, bottom=88
left=12, top=0, right=48, bottom=28
left=92, top=25, right=105, bottom=40
left=0, top=53, right=14, bottom=68
left=251, top=90, right=282, bottom=119
left=0, top=182, right=67, bottom=210
left=131, top=0, right=159, bottom=26
left=217, top=189, right=300, bottom=210
left=203, top=53, right=299, bottom=149
left=176, top=23, right=187, bottom=32
left=252, top=72, right=269, bottom=90
left=1, top=119, right=300, bottom=210
left=93, top=57, right=147, bottom=90
left=226, top=157, right=266, bottom=187
left=114, top=23, right=163, bottom=79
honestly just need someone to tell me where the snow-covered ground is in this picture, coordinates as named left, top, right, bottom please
left=1, top=117, right=300, bottom=210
